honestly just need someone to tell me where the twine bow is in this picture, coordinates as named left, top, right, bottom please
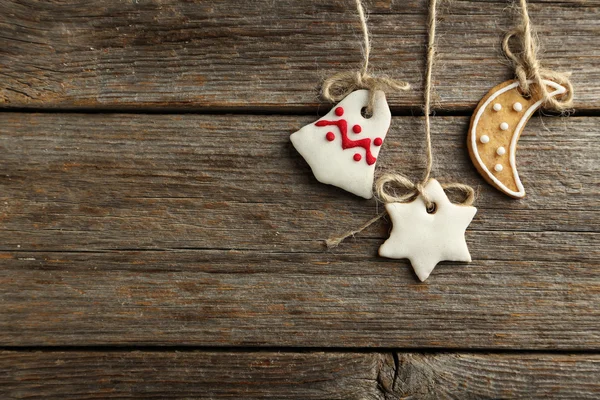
left=375, top=174, right=475, bottom=210
left=325, top=174, right=475, bottom=250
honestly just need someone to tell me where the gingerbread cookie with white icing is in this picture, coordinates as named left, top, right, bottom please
left=468, top=79, right=566, bottom=198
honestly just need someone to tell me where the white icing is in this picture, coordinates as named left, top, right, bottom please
left=290, top=90, right=391, bottom=199
left=493, top=103, right=502, bottom=112
left=494, top=164, right=503, bottom=172
left=500, top=122, right=509, bottom=131
left=496, top=146, right=506, bottom=156
left=480, top=135, right=490, bottom=144
left=379, top=179, right=477, bottom=282
left=513, top=102, right=523, bottom=112
left=470, top=79, right=567, bottom=198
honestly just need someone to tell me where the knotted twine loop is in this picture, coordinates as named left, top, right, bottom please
left=321, top=0, right=410, bottom=115
left=324, top=176, right=475, bottom=249
left=322, top=71, right=411, bottom=115
left=325, top=0, right=476, bottom=250
left=375, top=174, right=475, bottom=209
left=502, top=0, right=573, bottom=111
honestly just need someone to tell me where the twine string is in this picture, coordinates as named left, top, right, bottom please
left=326, top=0, right=475, bottom=249
left=324, top=212, right=385, bottom=249
left=321, top=0, right=410, bottom=114
left=373, top=0, right=476, bottom=210
left=502, top=0, right=573, bottom=110
left=374, top=174, right=475, bottom=208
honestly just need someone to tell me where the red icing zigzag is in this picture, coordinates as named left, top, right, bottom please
left=315, top=119, right=377, bottom=166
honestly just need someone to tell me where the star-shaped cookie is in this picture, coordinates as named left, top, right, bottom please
left=379, top=179, right=477, bottom=281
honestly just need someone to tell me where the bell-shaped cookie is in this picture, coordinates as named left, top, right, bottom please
left=290, top=90, right=391, bottom=199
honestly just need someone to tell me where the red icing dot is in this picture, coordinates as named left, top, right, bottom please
left=374, top=137, right=383, bottom=146
left=325, top=132, right=335, bottom=141
left=315, top=119, right=378, bottom=166
left=353, top=153, right=362, bottom=162
left=335, top=107, right=344, bottom=116
left=352, top=124, right=362, bottom=134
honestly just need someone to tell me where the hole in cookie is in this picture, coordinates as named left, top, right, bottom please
left=516, top=86, right=533, bottom=100
left=361, top=107, right=373, bottom=119
left=426, top=202, right=437, bottom=214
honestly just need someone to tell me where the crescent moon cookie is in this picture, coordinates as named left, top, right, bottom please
left=468, top=79, right=567, bottom=198
left=290, top=90, right=391, bottom=199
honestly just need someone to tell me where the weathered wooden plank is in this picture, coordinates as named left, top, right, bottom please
left=0, top=113, right=597, bottom=252
left=1, top=0, right=598, bottom=110
left=1, top=253, right=599, bottom=347
left=433, top=0, right=600, bottom=111
left=0, top=114, right=597, bottom=254
left=0, top=113, right=597, bottom=348
left=392, top=353, right=600, bottom=399
left=0, top=351, right=390, bottom=399
left=0, top=0, right=425, bottom=110
left=2, top=351, right=599, bottom=399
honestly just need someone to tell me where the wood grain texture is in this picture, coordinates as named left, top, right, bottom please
left=2, top=0, right=598, bottom=395
left=1, top=0, right=598, bottom=111
left=2, top=351, right=599, bottom=399
left=392, top=353, right=600, bottom=399
left=0, top=351, right=392, bottom=399
left=0, top=113, right=598, bottom=348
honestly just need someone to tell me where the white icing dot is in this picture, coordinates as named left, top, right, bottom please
left=494, top=164, right=504, bottom=172
left=496, top=146, right=506, bottom=156
left=500, top=122, right=509, bottom=131
left=480, top=135, right=490, bottom=144
left=493, top=103, right=502, bottom=112
left=513, top=102, right=523, bottom=112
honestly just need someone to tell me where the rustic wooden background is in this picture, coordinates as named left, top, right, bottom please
left=1, top=0, right=599, bottom=398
